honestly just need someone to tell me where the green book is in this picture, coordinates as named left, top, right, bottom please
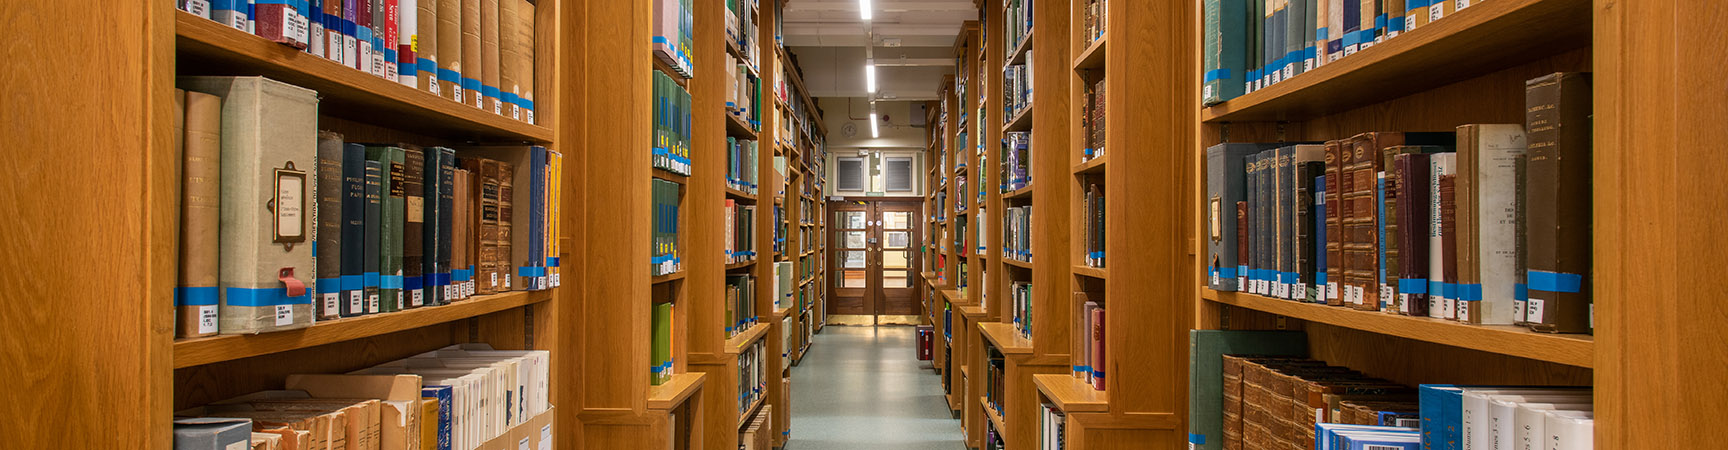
left=367, top=146, right=407, bottom=313
left=651, top=301, right=675, bottom=385
left=1188, top=330, right=1309, bottom=450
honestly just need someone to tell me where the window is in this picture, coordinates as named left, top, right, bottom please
left=885, top=157, right=914, bottom=192
left=837, top=157, right=865, bottom=191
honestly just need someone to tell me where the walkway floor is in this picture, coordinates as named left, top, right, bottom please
left=787, top=325, right=967, bottom=450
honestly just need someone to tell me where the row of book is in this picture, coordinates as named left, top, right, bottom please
left=650, top=301, right=678, bottom=385
left=727, top=138, right=761, bottom=194
left=1003, top=205, right=1034, bottom=263
left=1004, top=56, right=1034, bottom=122
left=1080, top=77, right=1106, bottom=161
left=738, top=405, right=773, bottom=450
left=173, top=77, right=557, bottom=338
left=1201, top=0, right=1482, bottom=105
left=725, top=274, right=759, bottom=339
left=1038, top=403, right=1067, bottom=450
left=180, top=0, right=539, bottom=122
left=724, top=0, right=761, bottom=70
left=725, top=200, right=759, bottom=265
left=976, top=208, right=989, bottom=255
left=1069, top=298, right=1105, bottom=391
left=1004, top=0, right=1033, bottom=54
left=1002, top=132, right=1032, bottom=192
left=652, top=179, right=683, bottom=276
left=1204, top=73, right=1593, bottom=333
left=773, top=261, right=794, bottom=310
left=1008, top=281, right=1033, bottom=339
left=1188, top=330, right=1596, bottom=450
left=725, top=52, right=764, bottom=132
left=653, top=0, right=694, bottom=78
left=1080, top=0, right=1107, bottom=44
left=653, top=70, right=694, bottom=176
left=173, top=344, right=551, bottom=450
left=1079, top=181, right=1105, bottom=268
left=737, top=340, right=766, bottom=416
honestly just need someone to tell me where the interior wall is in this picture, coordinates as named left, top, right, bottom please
left=820, top=98, right=928, bottom=198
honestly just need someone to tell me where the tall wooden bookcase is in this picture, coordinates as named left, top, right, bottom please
left=2, top=0, right=573, bottom=447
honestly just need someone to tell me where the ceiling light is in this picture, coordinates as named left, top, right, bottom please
left=870, top=113, right=880, bottom=138
left=859, top=0, right=872, bottom=20
left=865, top=62, right=877, bottom=94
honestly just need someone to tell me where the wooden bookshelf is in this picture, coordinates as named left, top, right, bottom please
left=1004, top=258, right=1034, bottom=270
left=979, top=322, right=1035, bottom=355
left=1033, top=374, right=1108, bottom=413
left=1005, top=184, right=1035, bottom=199
left=648, top=372, right=709, bottom=410
left=174, top=290, right=550, bottom=368
left=982, top=396, right=1010, bottom=437
left=1070, top=265, right=1107, bottom=280
left=1072, top=35, right=1107, bottom=71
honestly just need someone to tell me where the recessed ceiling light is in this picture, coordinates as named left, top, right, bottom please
left=870, top=113, right=880, bottom=138
left=859, top=0, right=872, bottom=20
left=865, top=61, right=877, bottom=94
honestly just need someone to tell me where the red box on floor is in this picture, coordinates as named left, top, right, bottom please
left=915, top=325, right=933, bottom=360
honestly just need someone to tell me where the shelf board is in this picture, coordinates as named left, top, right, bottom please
left=174, top=11, right=552, bottom=143
left=1002, top=106, right=1033, bottom=133
left=981, top=396, right=1009, bottom=437
left=726, top=113, right=759, bottom=139
left=647, top=372, right=707, bottom=410
left=174, top=290, right=548, bottom=369
left=941, top=289, right=965, bottom=304
left=1203, top=290, right=1593, bottom=367
left=1005, top=30, right=1034, bottom=68
left=652, top=271, right=687, bottom=284
left=726, top=322, right=771, bottom=354
left=1072, top=265, right=1107, bottom=279
left=725, top=187, right=758, bottom=203
left=1072, top=35, right=1108, bottom=71
left=725, top=259, right=757, bottom=271
left=978, top=322, right=1033, bottom=355
left=1072, top=155, right=1108, bottom=175
left=1033, top=374, right=1109, bottom=413
left=738, top=396, right=766, bottom=430
left=1004, top=258, right=1033, bottom=271
left=652, top=168, right=689, bottom=184
left=1200, top=0, right=1591, bottom=122
left=956, top=303, right=986, bottom=319
left=1004, top=184, right=1035, bottom=200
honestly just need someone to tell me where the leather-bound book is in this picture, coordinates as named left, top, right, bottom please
left=1382, top=145, right=1443, bottom=314
left=459, top=157, right=500, bottom=294
left=341, top=144, right=368, bottom=316
left=178, top=90, right=222, bottom=337
left=1343, top=132, right=1453, bottom=311
left=400, top=145, right=426, bottom=308
left=1394, top=152, right=1431, bottom=318
left=459, top=146, right=547, bottom=291
left=451, top=167, right=471, bottom=300
left=366, top=146, right=406, bottom=312
left=315, top=131, right=346, bottom=320
left=1290, top=145, right=1324, bottom=301
left=1524, top=72, right=1593, bottom=334
left=1439, top=172, right=1459, bottom=322
left=1275, top=146, right=1294, bottom=299
left=1323, top=139, right=1345, bottom=305
left=179, top=76, right=318, bottom=334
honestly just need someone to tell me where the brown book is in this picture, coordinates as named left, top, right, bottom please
left=179, top=90, right=223, bottom=338
left=516, top=0, right=536, bottom=123
left=1394, top=153, right=1431, bottom=318
left=1380, top=145, right=1442, bottom=314
left=495, top=161, right=516, bottom=291
left=1323, top=140, right=1345, bottom=305
left=315, top=131, right=347, bottom=320
left=461, top=0, right=484, bottom=108
left=498, top=0, right=520, bottom=118
left=438, top=0, right=464, bottom=102
left=460, top=158, right=502, bottom=294
left=416, top=0, right=439, bottom=94
left=480, top=0, right=502, bottom=114
left=400, top=145, right=427, bottom=308
left=1343, top=132, right=1454, bottom=311
left=1439, top=173, right=1459, bottom=321
left=451, top=168, right=470, bottom=299
left=1524, top=72, right=1592, bottom=334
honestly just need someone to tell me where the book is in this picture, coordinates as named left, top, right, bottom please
left=402, top=145, right=427, bottom=309
left=179, top=76, right=319, bottom=334
left=456, top=146, right=546, bottom=291
left=364, top=159, right=384, bottom=314
left=1293, top=147, right=1324, bottom=301
left=1187, top=330, right=1308, bottom=450
left=437, top=0, right=463, bottom=102
left=651, top=301, right=674, bottom=385
left=212, top=0, right=250, bottom=31
left=514, top=0, right=536, bottom=123
left=357, top=0, right=375, bottom=74
left=178, top=90, right=223, bottom=338
left=480, top=0, right=502, bottom=114
left=450, top=167, right=470, bottom=300
left=1325, top=139, right=1344, bottom=304
left=1203, top=0, right=1250, bottom=105
left=1523, top=72, right=1593, bottom=334
left=366, top=146, right=407, bottom=313
left=1393, top=152, right=1431, bottom=317
left=460, top=0, right=484, bottom=108
left=1343, top=132, right=1454, bottom=310
left=1314, top=175, right=1327, bottom=302
left=546, top=149, right=561, bottom=287
left=316, top=131, right=347, bottom=320
left=416, top=0, right=440, bottom=94
left=1435, top=158, right=1458, bottom=320
left=382, top=0, right=399, bottom=80
left=398, top=0, right=418, bottom=87
left=254, top=0, right=310, bottom=49
left=426, top=147, right=455, bottom=305
left=341, top=144, right=368, bottom=316
left=459, top=158, right=500, bottom=294
left=1454, top=124, right=1527, bottom=325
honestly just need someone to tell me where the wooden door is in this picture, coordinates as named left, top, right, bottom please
left=830, top=200, right=923, bottom=317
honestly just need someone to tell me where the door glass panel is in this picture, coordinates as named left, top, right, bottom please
left=883, top=270, right=910, bottom=288
left=843, top=232, right=867, bottom=249
left=884, top=231, right=910, bottom=249
left=883, top=212, right=911, bottom=229
left=842, top=251, right=867, bottom=269
left=843, top=270, right=867, bottom=288
left=883, top=251, right=910, bottom=269
left=840, top=211, right=866, bottom=229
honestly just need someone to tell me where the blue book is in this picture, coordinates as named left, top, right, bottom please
left=341, top=144, right=368, bottom=317
left=1377, top=169, right=1388, bottom=309
left=1419, top=385, right=1463, bottom=450
left=420, top=386, right=453, bottom=450
left=212, top=0, right=249, bottom=30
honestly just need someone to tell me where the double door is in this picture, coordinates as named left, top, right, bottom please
left=830, top=201, right=921, bottom=317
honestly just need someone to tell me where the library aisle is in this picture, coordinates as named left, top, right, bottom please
left=789, top=326, right=966, bottom=450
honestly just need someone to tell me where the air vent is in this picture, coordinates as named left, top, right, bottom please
left=886, top=157, right=913, bottom=192
left=838, top=157, right=865, bottom=191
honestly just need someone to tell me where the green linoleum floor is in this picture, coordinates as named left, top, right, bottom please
left=787, top=325, right=967, bottom=450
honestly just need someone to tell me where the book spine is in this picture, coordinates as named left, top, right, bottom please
left=323, top=0, right=343, bottom=63
left=1201, top=0, right=1246, bottom=105
left=1314, top=175, right=1328, bottom=302
left=316, top=131, right=346, bottom=320
left=461, top=0, right=484, bottom=108
left=1297, top=162, right=1320, bottom=302
left=1462, top=125, right=1526, bottom=325
left=364, top=159, right=383, bottom=314
left=356, top=0, right=375, bottom=73
left=380, top=147, right=406, bottom=312
left=178, top=91, right=223, bottom=338
left=1524, top=72, right=1592, bottom=334
left=1277, top=147, right=1295, bottom=299
left=1325, top=140, right=1344, bottom=304
left=402, top=146, right=426, bottom=308
left=384, top=0, right=400, bottom=80
left=434, top=148, right=456, bottom=304
left=481, top=0, right=503, bottom=114
left=213, top=0, right=250, bottom=30
left=309, top=0, right=325, bottom=57
left=341, top=144, right=367, bottom=316
left=437, top=0, right=463, bottom=101
left=1343, top=135, right=1377, bottom=309
left=1427, top=154, right=1453, bottom=319
left=1396, top=153, right=1430, bottom=317
left=515, top=0, right=535, bottom=123
left=1382, top=147, right=1403, bottom=313
left=1440, top=172, right=1459, bottom=321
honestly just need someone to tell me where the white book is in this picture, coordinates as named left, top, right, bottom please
left=1543, top=410, right=1594, bottom=450
left=1458, top=124, right=1528, bottom=324
left=1487, top=395, right=1592, bottom=450
left=1428, top=153, right=1457, bottom=319
left=1514, top=403, right=1593, bottom=450
left=1459, top=388, right=1589, bottom=450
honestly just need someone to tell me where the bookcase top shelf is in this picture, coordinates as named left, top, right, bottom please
left=173, top=290, right=549, bottom=369
left=174, top=11, right=553, bottom=143
left=1072, top=36, right=1107, bottom=71
left=727, top=113, right=759, bottom=139
left=1004, top=258, right=1033, bottom=270
left=1032, top=374, right=1108, bottom=413
left=1200, top=0, right=1590, bottom=123
left=1002, top=106, right=1033, bottom=133
left=979, top=322, right=1034, bottom=355
left=726, top=322, right=771, bottom=354
left=1072, top=156, right=1107, bottom=175
left=1203, top=290, right=1594, bottom=367
left=726, top=187, right=758, bottom=203
left=647, top=372, right=707, bottom=410
left=1070, top=265, right=1106, bottom=280
left=1005, top=29, right=1035, bottom=68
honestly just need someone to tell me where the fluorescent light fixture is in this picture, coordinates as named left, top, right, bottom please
left=859, top=0, right=872, bottom=20
left=865, top=62, right=877, bottom=93
left=870, top=113, right=880, bottom=138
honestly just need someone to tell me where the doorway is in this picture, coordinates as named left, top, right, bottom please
left=830, top=200, right=922, bottom=323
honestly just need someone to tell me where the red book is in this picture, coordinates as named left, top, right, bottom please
left=1091, top=307, right=1106, bottom=390
left=255, top=3, right=309, bottom=49
left=385, top=0, right=400, bottom=79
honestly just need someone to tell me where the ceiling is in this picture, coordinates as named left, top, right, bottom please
left=782, top=0, right=976, bottom=101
